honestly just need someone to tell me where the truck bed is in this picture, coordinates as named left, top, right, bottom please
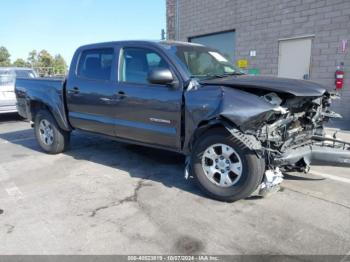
left=15, top=77, right=70, bottom=130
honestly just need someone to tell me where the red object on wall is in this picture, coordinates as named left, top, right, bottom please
left=335, top=69, right=344, bottom=90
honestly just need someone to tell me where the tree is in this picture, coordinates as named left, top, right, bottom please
left=36, top=50, right=54, bottom=75
left=26, top=49, right=67, bottom=76
left=13, top=58, right=30, bottom=68
left=0, top=46, right=11, bottom=67
left=53, top=54, right=67, bottom=75
left=37, top=50, right=54, bottom=68
left=27, top=50, right=38, bottom=67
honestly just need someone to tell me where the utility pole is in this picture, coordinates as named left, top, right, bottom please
left=161, top=29, right=166, bottom=40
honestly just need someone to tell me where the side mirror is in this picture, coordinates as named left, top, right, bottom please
left=148, top=68, right=174, bottom=85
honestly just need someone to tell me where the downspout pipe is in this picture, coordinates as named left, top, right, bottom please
left=175, top=0, right=180, bottom=41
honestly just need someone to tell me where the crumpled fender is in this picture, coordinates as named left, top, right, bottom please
left=183, top=85, right=275, bottom=153
left=219, top=87, right=277, bottom=131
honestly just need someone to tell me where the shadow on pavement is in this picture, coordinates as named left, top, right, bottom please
left=2, top=127, right=344, bottom=201
left=283, top=173, right=325, bottom=181
left=0, top=113, right=23, bottom=124
left=0, top=128, right=207, bottom=199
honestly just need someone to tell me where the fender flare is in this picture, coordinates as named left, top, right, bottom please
left=185, top=118, right=262, bottom=155
left=28, top=98, right=71, bottom=132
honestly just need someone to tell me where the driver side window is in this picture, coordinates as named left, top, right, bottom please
left=119, top=47, right=169, bottom=84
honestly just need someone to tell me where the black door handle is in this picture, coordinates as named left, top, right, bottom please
left=117, top=91, right=126, bottom=99
left=68, top=87, right=80, bottom=95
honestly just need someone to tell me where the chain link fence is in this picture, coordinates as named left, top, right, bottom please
left=33, top=67, right=67, bottom=77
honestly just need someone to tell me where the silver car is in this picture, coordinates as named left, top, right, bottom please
left=0, top=67, right=38, bottom=114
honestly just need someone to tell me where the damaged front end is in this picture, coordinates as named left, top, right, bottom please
left=253, top=92, right=350, bottom=172
left=220, top=88, right=350, bottom=195
left=185, top=78, right=349, bottom=196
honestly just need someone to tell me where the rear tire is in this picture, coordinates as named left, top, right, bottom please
left=34, top=110, right=70, bottom=154
left=191, top=128, right=265, bottom=202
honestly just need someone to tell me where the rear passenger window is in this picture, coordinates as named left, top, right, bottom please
left=77, top=48, right=114, bottom=80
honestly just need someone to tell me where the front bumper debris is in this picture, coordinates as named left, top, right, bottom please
left=258, top=168, right=284, bottom=196
left=273, top=144, right=350, bottom=167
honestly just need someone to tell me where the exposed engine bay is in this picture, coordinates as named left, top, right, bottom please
left=254, top=91, right=349, bottom=172
left=183, top=75, right=350, bottom=197
left=191, top=76, right=350, bottom=177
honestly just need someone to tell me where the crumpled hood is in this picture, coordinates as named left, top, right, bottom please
left=200, top=75, right=327, bottom=97
left=184, top=85, right=281, bottom=133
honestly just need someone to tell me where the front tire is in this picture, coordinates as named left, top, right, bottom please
left=191, top=128, right=264, bottom=202
left=34, top=110, right=70, bottom=154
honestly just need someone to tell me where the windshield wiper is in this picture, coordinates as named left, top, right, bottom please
left=200, top=72, right=244, bottom=80
left=221, top=72, right=245, bottom=76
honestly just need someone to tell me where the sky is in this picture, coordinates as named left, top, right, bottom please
left=0, top=0, right=166, bottom=64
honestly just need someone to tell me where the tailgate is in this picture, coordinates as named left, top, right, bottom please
left=0, top=75, right=16, bottom=100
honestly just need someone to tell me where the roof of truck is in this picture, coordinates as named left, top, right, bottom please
left=77, top=40, right=204, bottom=49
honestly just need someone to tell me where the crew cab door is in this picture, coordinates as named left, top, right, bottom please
left=115, top=46, right=183, bottom=149
left=66, top=47, right=117, bottom=136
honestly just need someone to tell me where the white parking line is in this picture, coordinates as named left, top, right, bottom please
left=310, top=170, right=350, bottom=184
left=5, top=182, right=24, bottom=199
left=0, top=166, right=24, bottom=199
left=0, top=165, right=10, bottom=182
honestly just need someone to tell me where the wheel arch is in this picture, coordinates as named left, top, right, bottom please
left=29, top=100, right=71, bottom=131
left=186, top=117, right=236, bottom=154
left=186, top=116, right=263, bottom=155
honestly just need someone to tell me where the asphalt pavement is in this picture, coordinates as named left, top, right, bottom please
left=0, top=113, right=349, bottom=255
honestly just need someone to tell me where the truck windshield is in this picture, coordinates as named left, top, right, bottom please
left=168, top=45, right=243, bottom=80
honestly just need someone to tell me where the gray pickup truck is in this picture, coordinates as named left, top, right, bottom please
left=15, top=41, right=350, bottom=202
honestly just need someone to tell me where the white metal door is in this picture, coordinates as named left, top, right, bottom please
left=278, top=38, right=312, bottom=79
